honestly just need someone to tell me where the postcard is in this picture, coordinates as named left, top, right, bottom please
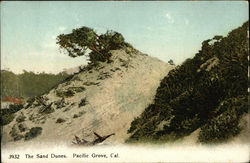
left=1, top=1, right=249, bottom=162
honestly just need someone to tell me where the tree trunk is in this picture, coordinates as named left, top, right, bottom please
left=90, top=43, right=106, bottom=61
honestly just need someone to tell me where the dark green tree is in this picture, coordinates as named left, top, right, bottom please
left=56, top=27, right=129, bottom=63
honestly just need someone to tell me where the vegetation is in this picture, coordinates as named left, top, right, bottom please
left=168, top=59, right=175, bottom=65
left=73, top=111, right=86, bottom=119
left=25, top=127, right=43, bottom=140
left=1, top=104, right=23, bottom=126
left=1, top=70, right=69, bottom=98
left=18, top=123, right=27, bottom=132
left=56, top=118, right=66, bottom=123
left=127, top=21, right=249, bottom=144
left=198, top=96, right=248, bottom=143
left=56, top=26, right=132, bottom=64
left=9, top=125, right=24, bottom=141
left=1, top=114, right=16, bottom=126
left=16, top=113, right=26, bottom=123
left=79, top=98, right=87, bottom=107
left=56, top=89, right=75, bottom=98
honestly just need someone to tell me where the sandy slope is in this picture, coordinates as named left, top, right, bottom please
left=2, top=48, right=174, bottom=146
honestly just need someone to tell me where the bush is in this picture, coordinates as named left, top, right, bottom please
left=198, top=97, right=248, bottom=143
left=56, top=89, right=75, bottom=98
left=1, top=104, right=23, bottom=115
left=1, top=114, right=16, bottom=126
left=56, top=118, right=66, bottom=123
left=9, top=125, right=24, bottom=141
left=199, top=110, right=240, bottom=143
left=25, top=127, right=42, bottom=140
left=18, top=123, right=27, bottom=132
left=68, top=86, right=85, bottom=93
left=25, top=97, right=35, bottom=109
left=13, top=135, right=24, bottom=141
left=73, top=114, right=79, bottom=118
left=39, top=104, right=54, bottom=114
left=55, top=98, right=66, bottom=109
left=73, top=111, right=86, bottom=118
left=16, top=114, right=26, bottom=123
left=79, top=98, right=87, bottom=107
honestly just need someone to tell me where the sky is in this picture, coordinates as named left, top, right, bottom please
left=1, top=1, right=249, bottom=74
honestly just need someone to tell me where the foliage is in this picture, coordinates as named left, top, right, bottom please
left=56, top=118, right=66, bottom=123
left=79, top=98, right=87, bottom=107
left=1, top=70, right=69, bottom=98
left=57, top=27, right=131, bottom=63
left=73, top=111, right=86, bottom=118
left=1, top=114, right=16, bottom=126
left=0, top=104, right=23, bottom=126
left=9, top=125, right=24, bottom=141
left=168, top=59, right=174, bottom=65
left=16, top=114, right=26, bottom=123
left=56, top=87, right=85, bottom=98
left=39, top=105, right=54, bottom=114
left=127, top=21, right=249, bottom=144
left=68, top=86, right=85, bottom=93
left=1, top=70, right=19, bottom=97
left=56, top=89, right=75, bottom=98
left=25, top=127, right=43, bottom=140
left=18, top=123, right=27, bottom=132
left=198, top=96, right=248, bottom=143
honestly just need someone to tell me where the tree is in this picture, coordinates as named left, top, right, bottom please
left=56, top=27, right=128, bottom=63
left=168, top=59, right=174, bottom=65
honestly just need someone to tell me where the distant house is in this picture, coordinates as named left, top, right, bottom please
left=1, top=96, right=22, bottom=109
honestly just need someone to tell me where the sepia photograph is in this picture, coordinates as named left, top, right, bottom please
left=1, top=1, right=249, bottom=162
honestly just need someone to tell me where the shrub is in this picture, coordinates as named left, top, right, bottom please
left=56, top=89, right=75, bottom=98
left=39, top=105, right=54, bottom=114
left=25, top=127, right=42, bottom=140
left=13, top=135, right=24, bottom=141
left=198, top=110, right=240, bottom=143
left=73, top=111, right=86, bottom=118
left=198, top=97, right=248, bottom=144
left=168, top=59, right=175, bottom=65
left=9, top=125, right=24, bottom=141
left=9, top=104, right=24, bottom=112
left=1, top=104, right=23, bottom=120
left=78, top=98, right=87, bottom=107
left=25, top=97, right=35, bottom=109
left=73, top=114, right=79, bottom=118
left=18, top=123, right=27, bottom=132
left=68, top=86, right=85, bottom=93
left=16, top=114, right=26, bottom=123
left=55, top=98, right=66, bottom=109
left=1, top=114, right=16, bottom=126
left=56, top=118, right=66, bottom=123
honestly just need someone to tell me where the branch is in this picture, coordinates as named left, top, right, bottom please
left=90, top=43, right=106, bottom=60
left=36, top=97, right=47, bottom=107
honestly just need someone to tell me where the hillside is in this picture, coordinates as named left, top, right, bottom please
left=2, top=47, right=174, bottom=145
left=127, top=21, right=249, bottom=144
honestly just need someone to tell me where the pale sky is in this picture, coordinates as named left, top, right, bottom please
left=1, top=1, right=249, bottom=74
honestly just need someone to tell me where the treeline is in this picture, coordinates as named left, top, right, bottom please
left=127, top=21, right=248, bottom=144
left=1, top=70, right=69, bottom=98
